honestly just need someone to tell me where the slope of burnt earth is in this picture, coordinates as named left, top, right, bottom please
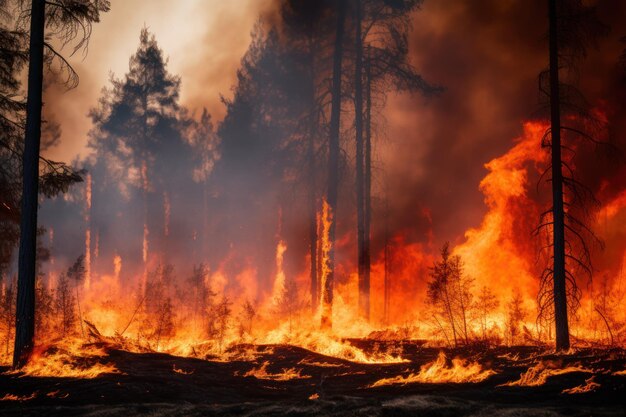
left=0, top=342, right=624, bottom=416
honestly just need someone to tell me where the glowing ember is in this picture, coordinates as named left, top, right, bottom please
left=172, top=364, right=194, bottom=375
left=0, top=393, right=36, bottom=401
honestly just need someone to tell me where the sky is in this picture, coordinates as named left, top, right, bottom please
left=43, top=0, right=277, bottom=162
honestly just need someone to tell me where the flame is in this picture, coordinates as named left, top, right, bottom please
left=318, top=198, right=332, bottom=323
left=172, top=364, right=194, bottom=375
left=4, top=339, right=119, bottom=379
left=453, top=121, right=548, bottom=324
left=0, top=393, right=36, bottom=401
left=500, top=361, right=592, bottom=387
left=8, top=114, right=625, bottom=380
left=370, top=352, right=495, bottom=386
left=270, top=240, right=287, bottom=303
left=240, top=361, right=310, bottom=381
left=142, top=223, right=149, bottom=264
left=561, top=376, right=600, bottom=394
left=113, top=254, right=122, bottom=283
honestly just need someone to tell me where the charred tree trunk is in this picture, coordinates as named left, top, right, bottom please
left=364, top=46, right=372, bottom=322
left=354, top=0, right=368, bottom=321
left=308, top=151, right=318, bottom=312
left=307, top=36, right=318, bottom=314
left=141, top=90, right=149, bottom=291
left=548, top=0, right=570, bottom=351
left=383, top=195, right=390, bottom=324
left=321, top=0, right=346, bottom=329
left=13, top=0, right=45, bottom=369
left=308, top=138, right=318, bottom=312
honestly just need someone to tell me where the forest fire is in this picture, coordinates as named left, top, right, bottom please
left=1, top=0, right=626, bottom=415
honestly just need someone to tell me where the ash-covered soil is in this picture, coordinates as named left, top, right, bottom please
left=0, top=341, right=625, bottom=416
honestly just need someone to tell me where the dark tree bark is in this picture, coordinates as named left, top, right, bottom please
left=355, top=0, right=369, bottom=321
left=548, top=0, right=570, bottom=351
left=307, top=51, right=318, bottom=313
left=321, top=0, right=347, bottom=329
left=308, top=133, right=318, bottom=312
left=13, top=0, right=45, bottom=369
left=364, top=45, right=372, bottom=321
left=303, top=20, right=319, bottom=314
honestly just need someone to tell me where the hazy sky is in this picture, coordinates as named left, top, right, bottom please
left=43, top=0, right=276, bottom=162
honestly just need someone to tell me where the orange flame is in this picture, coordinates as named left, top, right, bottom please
left=370, top=352, right=495, bottom=386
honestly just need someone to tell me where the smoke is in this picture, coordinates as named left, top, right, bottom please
left=42, top=0, right=278, bottom=163
left=34, top=0, right=626, bottom=328
left=381, top=0, right=626, bottom=246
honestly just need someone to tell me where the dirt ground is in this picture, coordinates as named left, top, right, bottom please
left=0, top=341, right=625, bottom=416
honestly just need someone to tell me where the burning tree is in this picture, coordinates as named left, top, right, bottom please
left=137, top=264, right=176, bottom=350
left=505, top=291, right=527, bottom=346
left=427, top=243, right=474, bottom=346
left=273, top=277, right=303, bottom=335
left=187, top=263, right=215, bottom=334
left=237, top=299, right=257, bottom=342
left=54, top=270, right=76, bottom=338
left=476, top=285, right=499, bottom=343
left=321, top=0, right=347, bottom=329
left=208, top=296, right=232, bottom=353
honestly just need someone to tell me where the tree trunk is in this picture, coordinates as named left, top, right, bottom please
left=548, top=0, right=570, bottom=351
left=383, top=196, right=390, bottom=325
left=13, top=0, right=46, bottom=369
left=364, top=45, right=372, bottom=323
left=307, top=36, right=318, bottom=314
left=354, top=0, right=368, bottom=321
left=321, top=0, right=346, bottom=329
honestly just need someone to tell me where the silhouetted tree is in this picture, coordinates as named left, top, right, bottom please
left=14, top=0, right=109, bottom=368
left=354, top=0, right=440, bottom=320
left=476, top=285, right=498, bottom=342
left=88, top=29, right=195, bottom=279
left=187, top=263, right=215, bottom=333
left=0, top=277, right=16, bottom=357
left=274, top=277, right=301, bottom=335
left=538, top=0, right=608, bottom=351
left=281, top=0, right=334, bottom=314
left=55, top=271, right=75, bottom=337
left=321, top=0, right=347, bottom=329
left=139, top=263, right=176, bottom=350
left=237, top=299, right=257, bottom=341
left=427, top=243, right=473, bottom=346
left=506, top=291, right=526, bottom=346
left=0, top=1, right=80, bottom=278
left=208, top=296, right=232, bottom=353
left=67, top=254, right=85, bottom=336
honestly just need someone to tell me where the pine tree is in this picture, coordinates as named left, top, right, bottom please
left=14, top=0, right=109, bottom=368
left=88, top=29, right=194, bottom=276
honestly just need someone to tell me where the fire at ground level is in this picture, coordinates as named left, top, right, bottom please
left=0, top=340, right=624, bottom=417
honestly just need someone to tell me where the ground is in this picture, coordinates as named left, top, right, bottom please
left=0, top=341, right=625, bottom=416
